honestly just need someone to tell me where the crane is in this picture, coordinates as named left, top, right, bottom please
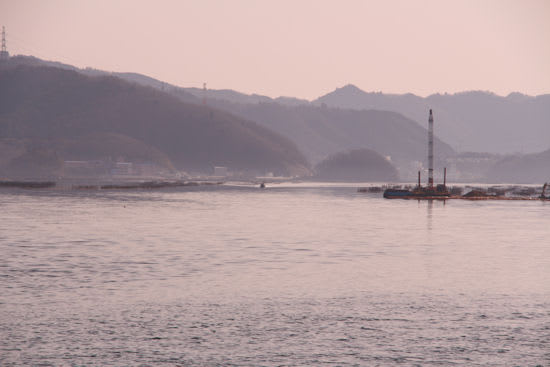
left=540, top=183, right=548, bottom=199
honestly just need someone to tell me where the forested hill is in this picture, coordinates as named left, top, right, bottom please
left=0, top=63, right=311, bottom=177
left=205, top=99, right=455, bottom=179
left=314, top=148, right=399, bottom=182
left=487, top=148, right=550, bottom=183
left=314, top=84, right=550, bottom=154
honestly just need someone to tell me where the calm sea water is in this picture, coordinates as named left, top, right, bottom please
left=1, top=183, right=549, bottom=366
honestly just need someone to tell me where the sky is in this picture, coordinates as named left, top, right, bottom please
left=2, top=0, right=550, bottom=100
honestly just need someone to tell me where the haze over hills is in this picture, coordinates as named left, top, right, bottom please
left=130, top=73, right=549, bottom=158
left=0, top=61, right=311, bottom=178
left=314, top=149, right=399, bottom=182
left=191, top=84, right=549, bottom=183
left=2, top=55, right=549, bottom=183
left=16, top=55, right=547, bottom=156
left=179, top=82, right=550, bottom=159
left=1, top=56, right=456, bottom=181
left=486, top=148, right=550, bottom=184
left=314, top=84, right=550, bottom=154
left=18, top=55, right=546, bottom=158
left=203, top=99, right=455, bottom=180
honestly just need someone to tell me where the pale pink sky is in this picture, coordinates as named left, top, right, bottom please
left=2, top=0, right=549, bottom=99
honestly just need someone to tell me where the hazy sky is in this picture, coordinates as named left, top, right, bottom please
left=2, top=0, right=549, bottom=99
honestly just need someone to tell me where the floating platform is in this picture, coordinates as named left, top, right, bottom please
left=383, top=185, right=450, bottom=199
left=382, top=184, right=550, bottom=201
left=384, top=195, right=549, bottom=201
left=91, top=181, right=222, bottom=190
left=0, top=180, right=56, bottom=189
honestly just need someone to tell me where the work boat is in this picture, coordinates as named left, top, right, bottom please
left=383, top=184, right=450, bottom=199
left=384, top=109, right=450, bottom=200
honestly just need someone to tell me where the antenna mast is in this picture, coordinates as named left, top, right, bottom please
left=428, top=109, right=434, bottom=188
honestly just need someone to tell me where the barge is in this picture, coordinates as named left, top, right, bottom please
left=384, top=109, right=451, bottom=199
left=382, top=110, right=549, bottom=201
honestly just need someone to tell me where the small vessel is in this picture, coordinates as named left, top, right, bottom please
left=383, top=184, right=450, bottom=199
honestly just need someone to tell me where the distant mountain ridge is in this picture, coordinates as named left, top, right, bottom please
left=204, top=99, right=455, bottom=180
left=3, top=55, right=548, bottom=183
left=314, top=84, right=550, bottom=154
left=0, top=61, right=311, bottom=178
left=185, top=82, right=549, bottom=157
left=4, top=56, right=454, bottom=180
left=10, top=56, right=547, bottom=156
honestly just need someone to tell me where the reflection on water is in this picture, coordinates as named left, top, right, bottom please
left=426, top=199, right=434, bottom=231
left=1, top=185, right=549, bottom=366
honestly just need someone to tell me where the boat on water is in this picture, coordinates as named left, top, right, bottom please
left=383, top=185, right=450, bottom=199
left=383, top=189, right=415, bottom=198
left=382, top=110, right=549, bottom=201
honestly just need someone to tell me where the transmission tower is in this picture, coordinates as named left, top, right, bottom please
left=0, top=26, right=9, bottom=60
